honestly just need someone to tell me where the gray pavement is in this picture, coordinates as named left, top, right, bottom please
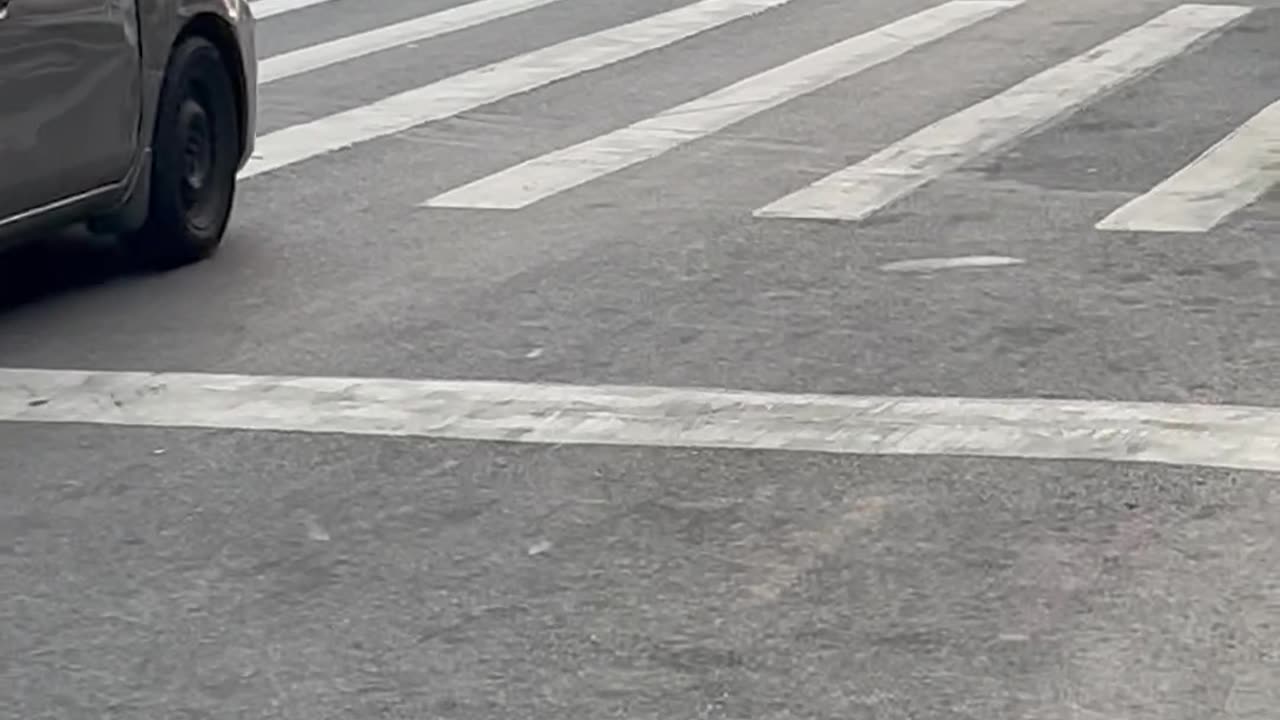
left=3, top=0, right=1280, bottom=717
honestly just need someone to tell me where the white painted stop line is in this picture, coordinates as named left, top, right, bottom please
left=2, top=368, right=1279, bottom=473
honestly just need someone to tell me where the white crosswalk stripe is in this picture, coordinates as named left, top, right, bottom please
left=753, top=3, right=1252, bottom=221
left=243, top=0, right=794, bottom=178
left=247, top=0, right=1279, bottom=231
left=252, top=0, right=340, bottom=20
left=260, top=0, right=567, bottom=84
left=1096, top=98, right=1280, bottom=233
left=423, top=0, right=1022, bottom=210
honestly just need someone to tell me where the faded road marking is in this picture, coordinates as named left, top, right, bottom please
left=2, top=368, right=1280, bottom=473
left=880, top=255, right=1024, bottom=273
left=737, top=496, right=890, bottom=608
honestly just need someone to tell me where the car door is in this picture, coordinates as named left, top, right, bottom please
left=0, top=0, right=143, bottom=221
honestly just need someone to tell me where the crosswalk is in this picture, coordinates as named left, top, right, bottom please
left=1097, top=97, right=1280, bottom=232
left=425, top=0, right=1022, bottom=210
left=247, top=0, right=1280, bottom=233
left=252, top=0, right=340, bottom=20
left=258, top=0, right=567, bottom=84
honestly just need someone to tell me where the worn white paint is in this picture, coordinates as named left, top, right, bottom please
left=3, top=368, right=1280, bottom=473
left=1097, top=98, right=1280, bottom=232
left=252, top=0, right=338, bottom=20
left=424, top=0, right=1021, bottom=210
left=880, top=255, right=1024, bottom=272
left=260, top=0, right=566, bottom=84
left=241, top=0, right=793, bottom=178
left=754, top=3, right=1252, bottom=221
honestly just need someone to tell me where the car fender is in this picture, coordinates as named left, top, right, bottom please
left=136, top=0, right=256, bottom=167
left=97, top=0, right=255, bottom=233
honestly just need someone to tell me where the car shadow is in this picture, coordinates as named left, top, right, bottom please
left=0, top=228, right=143, bottom=314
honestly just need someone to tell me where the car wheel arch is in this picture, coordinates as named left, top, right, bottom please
left=95, top=11, right=247, bottom=236
left=172, top=13, right=248, bottom=159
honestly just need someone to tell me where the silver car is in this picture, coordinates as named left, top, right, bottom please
left=0, top=0, right=257, bottom=269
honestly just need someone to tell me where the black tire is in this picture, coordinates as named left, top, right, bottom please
left=127, top=36, right=239, bottom=270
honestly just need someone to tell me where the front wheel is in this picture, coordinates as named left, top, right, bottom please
left=127, top=36, right=239, bottom=270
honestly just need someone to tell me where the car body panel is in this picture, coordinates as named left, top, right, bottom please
left=0, top=0, right=143, bottom=218
left=0, top=0, right=256, bottom=247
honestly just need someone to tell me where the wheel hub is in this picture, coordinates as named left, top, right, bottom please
left=179, top=99, right=212, bottom=197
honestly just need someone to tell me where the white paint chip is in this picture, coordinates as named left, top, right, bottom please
left=1097, top=98, right=1280, bottom=233
left=241, top=0, right=795, bottom=178
left=423, top=0, right=1022, bottom=210
left=303, top=515, right=332, bottom=542
left=881, top=255, right=1024, bottom=272
left=2, top=368, right=1280, bottom=473
left=260, top=0, right=567, bottom=84
left=754, top=3, right=1252, bottom=221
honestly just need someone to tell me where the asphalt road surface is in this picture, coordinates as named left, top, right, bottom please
left=4, top=0, right=1280, bottom=717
